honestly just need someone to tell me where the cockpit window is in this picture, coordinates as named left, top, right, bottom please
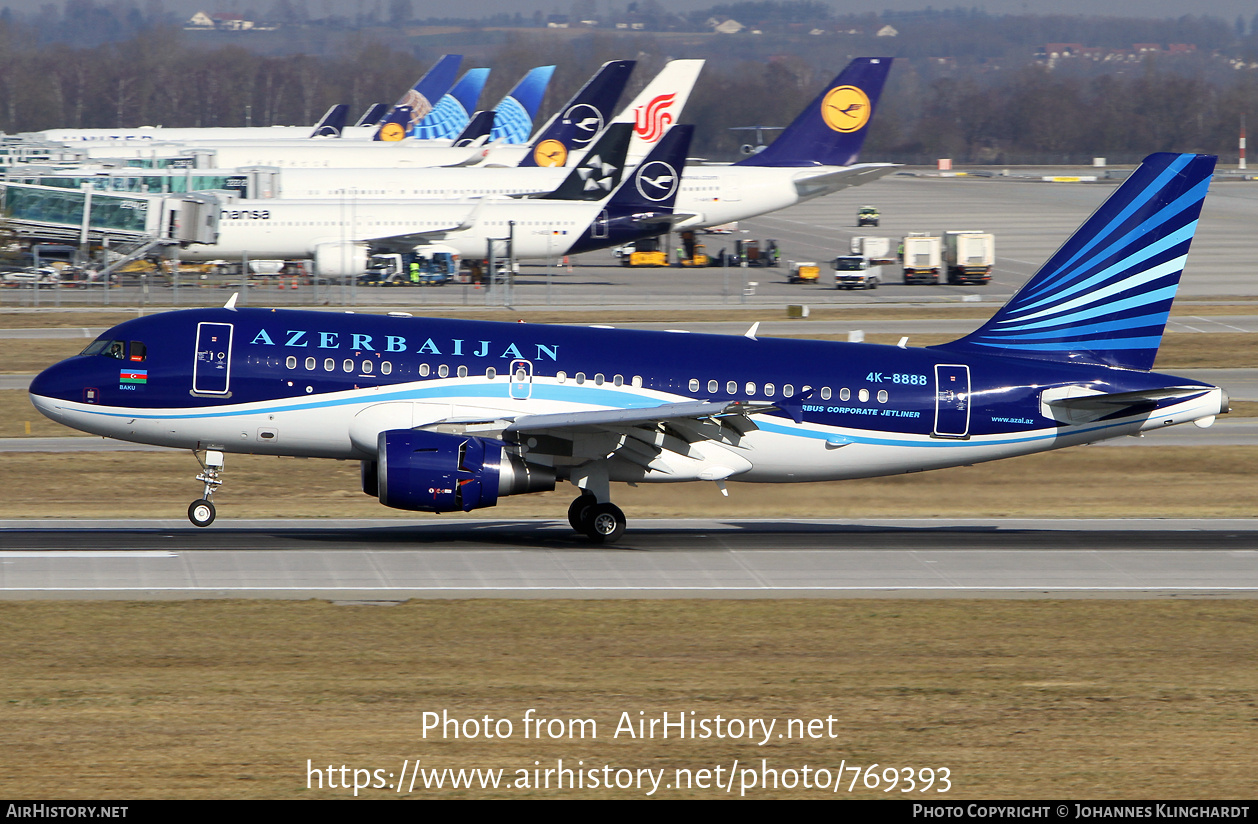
left=81, top=339, right=126, bottom=359
left=128, top=341, right=146, bottom=362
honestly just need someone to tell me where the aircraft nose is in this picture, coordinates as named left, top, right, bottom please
left=29, top=357, right=85, bottom=404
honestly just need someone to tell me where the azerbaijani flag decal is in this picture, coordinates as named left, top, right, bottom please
left=120, top=368, right=147, bottom=384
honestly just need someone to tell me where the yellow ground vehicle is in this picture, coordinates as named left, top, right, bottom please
left=788, top=262, right=820, bottom=283
left=618, top=237, right=668, bottom=267
left=677, top=231, right=709, bottom=267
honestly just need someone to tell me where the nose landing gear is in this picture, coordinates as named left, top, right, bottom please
left=188, top=449, right=225, bottom=527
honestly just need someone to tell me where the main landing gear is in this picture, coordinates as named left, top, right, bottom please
left=567, top=491, right=626, bottom=544
left=188, top=449, right=225, bottom=527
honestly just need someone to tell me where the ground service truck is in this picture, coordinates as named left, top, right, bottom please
left=901, top=233, right=942, bottom=285
left=943, top=230, right=994, bottom=285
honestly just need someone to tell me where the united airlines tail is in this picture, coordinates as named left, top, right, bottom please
left=309, top=104, right=349, bottom=137
left=735, top=57, right=892, bottom=168
left=489, top=66, right=557, bottom=144
left=373, top=54, right=462, bottom=141
left=934, top=153, right=1217, bottom=371
left=519, top=60, right=636, bottom=168
left=412, top=68, right=491, bottom=140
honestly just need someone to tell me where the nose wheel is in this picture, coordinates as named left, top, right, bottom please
left=189, top=450, right=225, bottom=528
left=568, top=493, right=626, bottom=544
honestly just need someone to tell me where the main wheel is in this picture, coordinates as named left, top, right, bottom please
left=581, top=502, right=626, bottom=544
left=188, top=499, right=216, bottom=528
left=567, top=493, right=596, bottom=532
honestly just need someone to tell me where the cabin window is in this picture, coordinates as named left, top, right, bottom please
left=783, top=384, right=794, bottom=398
left=285, top=356, right=296, bottom=369
left=858, top=389, right=870, bottom=402
left=613, top=374, right=623, bottom=387
left=575, top=372, right=586, bottom=385
left=764, top=383, right=775, bottom=397
left=840, top=388, right=850, bottom=401
left=438, top=364, right=449, bottom=378
left=632, top=376, right=642, bottom=388
left=486, top=367, right=496, bottom=380
left=745, top=382, right=756, bottom=395
left=878, top=390, right=888, bottom=403
left=361, top=360, right=373, bottom=374
left=707, top=379, right=718, bottom=393
left=381, top=361, right=392, bottom=375
left=556, top=371, right=566, bottom=383
left=324, top=358, right=335, bottom=372
left=305, top=357, right=315, bottom=370
left=343, top=359, right=353, bottom=373
left=128, top=341, right=147, bottom=362
left=820, top=387, right=831, bottom=400
left=689, top=378, right=700, bottom=392
left=457, top=365, right=468, bottom=378
left=594, top=373, right=605, bottom=386
left=419, top=364, right=430, bottom=377
left=726, top=380, right=736, bottom=395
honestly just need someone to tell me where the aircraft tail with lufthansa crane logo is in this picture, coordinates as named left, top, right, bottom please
left=735, top=57, right=892, bottom=168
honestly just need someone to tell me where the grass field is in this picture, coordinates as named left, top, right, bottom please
left=1, top=600, right=1255, bottom=799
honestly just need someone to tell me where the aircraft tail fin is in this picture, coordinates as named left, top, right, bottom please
left=933, top=153, right=1217, bottom=371
left=374, top=54, right=462, bottom=140
left=354, top=103, right=389, bottom=127
left=489, top=66, right=556, bottom=144
left=607, top=124, right=692, bottom=213
left=613, top=58, right=704, bottom=166
left=735, top=57, right=892, bottom=168
left=452, top=110, right=496, bottom=147
left=309, top=104, right=348, bottom=137
left=538, top=123, right=632, bottom=201
left=519, top=60, right=635, bottom=167
left=412, top=68, right=491, bottom=140
left=372, top=106, right=413, bottom=142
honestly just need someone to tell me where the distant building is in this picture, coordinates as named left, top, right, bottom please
left=876, top=24, right=898, bottom=37
left=184, top=11, right=259, bottom=31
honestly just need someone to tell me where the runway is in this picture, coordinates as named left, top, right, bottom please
left=2, top=518, right=1256, bottom=600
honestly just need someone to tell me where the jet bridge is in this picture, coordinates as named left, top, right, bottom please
left=0, top=181, right=220, bottom=247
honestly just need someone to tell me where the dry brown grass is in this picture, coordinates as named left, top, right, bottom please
left=1, top=445, right=1257, bottom=520
left=0, top=390, right=88, bottom=437
left=1, top=600, right=1254, bottom=799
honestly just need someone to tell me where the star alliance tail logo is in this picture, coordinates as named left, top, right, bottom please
left=633, top=93, right=676, bottom=143
left=634, top=160, right=678, bottom=202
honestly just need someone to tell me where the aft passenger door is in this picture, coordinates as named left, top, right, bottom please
left=509, top=359, right=533, bottom=400
left=933, top=364, right=970, bottom=439
left=193, top=322, right=233, bottom=395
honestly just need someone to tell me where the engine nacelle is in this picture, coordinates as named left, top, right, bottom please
left=313, top=241, right=369, bottom=277
left=375, top=429, right=555, bottom=513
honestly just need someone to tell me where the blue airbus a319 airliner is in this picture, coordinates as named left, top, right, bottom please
left=30, top=152, right=1227, bottom=542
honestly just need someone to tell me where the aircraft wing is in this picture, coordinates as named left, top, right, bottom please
left=363, top=202, right=483, bottom=248
left=792, top=162, right=899, bottom=197
left=503, top=399, right=777, bottom=433
left=499, top=399, right=780, bottom=481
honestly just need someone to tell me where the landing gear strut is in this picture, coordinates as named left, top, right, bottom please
left=567, top=492, right=626, bottom=544
left=189, top=450, right=224, bottom=527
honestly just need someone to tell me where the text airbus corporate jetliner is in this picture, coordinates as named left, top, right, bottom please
left=30, top=153, right=1227, bottom=542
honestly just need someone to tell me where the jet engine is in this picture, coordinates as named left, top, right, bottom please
left=313, top=241, right=369, bottom=277
left=373, top=429, right=555, bottom=513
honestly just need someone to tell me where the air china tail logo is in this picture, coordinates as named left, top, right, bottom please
left=820, top=86, right=871, bottom=133
left=634, top=160, right=678, bottom=202
left=633, top=93, right=676, bottom=143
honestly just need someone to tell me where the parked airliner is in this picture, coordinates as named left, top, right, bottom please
left=211, top=58, right=895, bottom=233
left=28, top=153, right=1228, bottom=542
